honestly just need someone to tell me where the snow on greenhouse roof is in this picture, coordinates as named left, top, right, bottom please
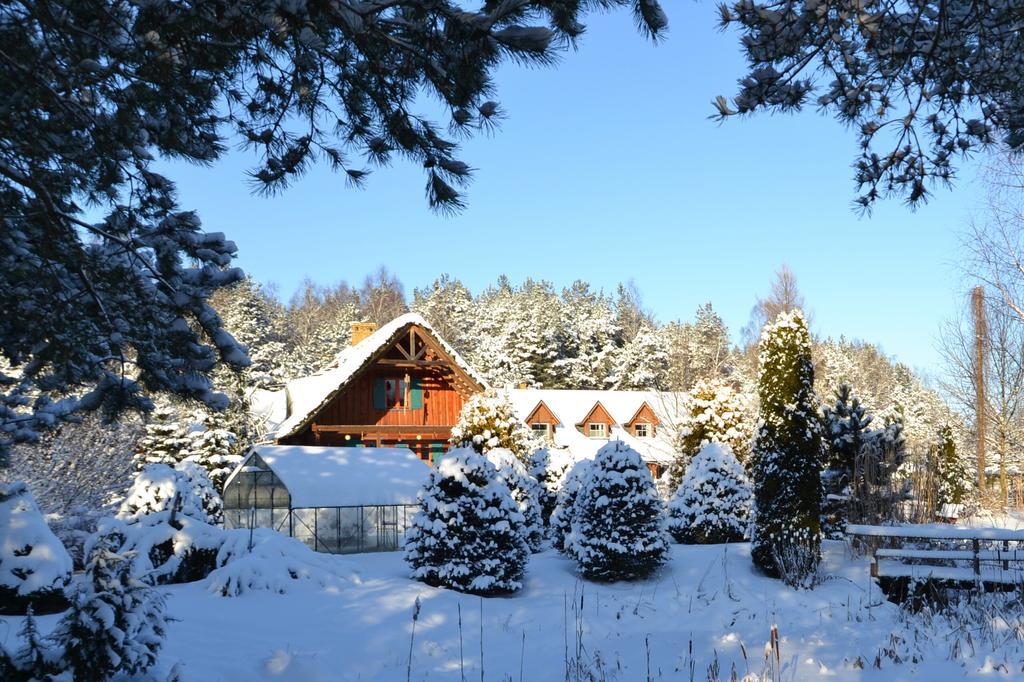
left=226, top=446, right=429, bottom=508
left=271, top=313, right=488, bottom=439
left=505, top=389, right=685, bottom=465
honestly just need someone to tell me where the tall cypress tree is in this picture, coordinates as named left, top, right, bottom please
left=750, top=310, right=824, bottom=579
left=936, top=424, right=968, bottom=508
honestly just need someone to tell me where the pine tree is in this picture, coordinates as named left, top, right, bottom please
left=553, top=281, right=620, bottom=389
left=666, top=379, right=754, bottom=492
left=404, top=449, right=528, bottom=595
left=412, top=274, right=477, bottom=358
left=449, top=390, right=534, bottom=463
left=667, top=443, right=752, bottom=544
left=605, top=323, right=669, bottom=390
left=183, top=411, right=241, bottom=492
left=135, top=403, right=189, bottom=470
left=750, top=310, right=824, bottom=580
left=174, top=461, right=226, bottom=526
left=212, top=275, right=289, bottom=390
left=569, top=441, right=668, bottom=581
left=820, top=384, right=872, bottom=536
left=485, top=449, right=545, bottom=552
left=529, top=447, right=574, bottom=525
left=52, top=534, right=167, bottom=682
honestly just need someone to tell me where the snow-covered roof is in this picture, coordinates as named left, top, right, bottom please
left=505, top=389, right=684, bottom=466
left=225, top=445, right=429, bottom=507
left=270, top=313, right=488, bottom=439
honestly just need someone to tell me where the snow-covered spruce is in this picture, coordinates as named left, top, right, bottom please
left=0, top=482, right=72, bottom=615
left=666, top=378, right=754, bottom=493
left=550, top=459, right=592, bottom=554
left=117, top=462, right=223, bottom=526
left=51, top=531, right=167, bottom=682
left=183, top=411, right=242, bottom=492
left=750, top=310, right=824, bottom=580
left=485, top=448, right=545, bottom=552
left=530, top=446, right=574, bottom=525
left=449, top=389, right=535, bottom=463
left=569, top=441, right=668, bottom=581
left=404, top=448, right=528, bottom=595
left=667, top=443, right=752, bottom=544
left=134, top=403, right=190, bottom=470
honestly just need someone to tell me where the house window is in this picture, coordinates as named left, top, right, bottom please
left=383, top=378, right=407, bottom=409
left=587, top=423, right=607, bottom=439
left=634, top=423, right=650, bottom=438
left=532, top=423, right=551, bottom=441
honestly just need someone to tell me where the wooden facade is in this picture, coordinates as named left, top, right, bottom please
left=279, top=322, right=483, bottom=463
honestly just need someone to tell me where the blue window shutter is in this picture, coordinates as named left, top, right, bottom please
left=372, top=378, right=385, bottom=410
left=410, top=376, right=423, bottom=410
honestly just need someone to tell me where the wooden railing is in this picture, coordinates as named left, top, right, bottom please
left=846, top=524, right=1024, bottom=585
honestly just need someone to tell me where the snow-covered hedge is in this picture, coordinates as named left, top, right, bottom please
left=485, top=448, right=545, bottom=552
left=404, top=448, right=528, bottom=594
left=667, top=443, right=752, bottom=544
left=117, top=462, right=223, bottom=526
left=0, top=482, right=72, bottom=615
left=569, top=441, right=668, bottom=581
left=90, top=513, right=222, bottom=586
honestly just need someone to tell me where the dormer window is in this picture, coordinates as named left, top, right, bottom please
left=532, top=423, right=552, bottom=441
left=587, top=423, right=607, bottom=439
left=634, top=423, right=650, bottom=438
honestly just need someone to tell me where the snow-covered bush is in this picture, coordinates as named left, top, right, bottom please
left=569, top=441, right=668, bottom=581
left=449, top=390, right=534, bottom=463
left=207, top=528, right=354, bottom=597
left=183, top=411, right=242, bottom=492
left=550, top=459, right=591, bottom=553
left=667, top=443, right=752, bottom=544
left=91, top=513, right=223, bottom=586
left=485, top=448, right=545, bottom=552
left=530, top=446, right=574, bottom=524
left=0, top=482, right=72, bottom=615
left=117, top=462, right=222, bottom=526
left=52, top=531, right=167, bottom=682
left=404, top=448, right=528, bottom=594
left=46, top=506, right=106, bottom=571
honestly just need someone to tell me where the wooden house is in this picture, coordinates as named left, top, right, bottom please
left=272, top=314, right=487, bottom=463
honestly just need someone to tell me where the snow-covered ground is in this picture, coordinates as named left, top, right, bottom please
left=8, top=539, right=1021, bottom=681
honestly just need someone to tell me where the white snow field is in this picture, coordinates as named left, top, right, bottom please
left=5, top=540, right=1022, bottom=680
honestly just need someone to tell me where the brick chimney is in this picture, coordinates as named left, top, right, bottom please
left=350, top=321, right=378, bottom=346
left=349, top=321, right=378, bottom=346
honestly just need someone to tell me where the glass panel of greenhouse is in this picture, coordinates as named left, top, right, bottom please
left=222, top=445, right=427, bottom=554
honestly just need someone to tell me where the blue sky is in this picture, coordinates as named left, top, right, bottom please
left=159, top=2, right=985, bottom=378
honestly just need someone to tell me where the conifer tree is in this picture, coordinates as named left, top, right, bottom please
left=936, top=424, right=969, bottom=508
left=449, top=390, right=534, bottom=463
left=485, top=449, right=545, bottom=552
left=404, top=449, right=528, bottom=595
left=750, top=310, right=824, bottom=580
left=569, top=441, right=668, bottom=581
left=606, top=323, right=669, bottom=390
left=666, top=379, right=754, bottom=492
left=15, top=606, right=53, bottom=680
left=212, top=275, right=289, bottom=389
left=52, top=534, right=167, bottom=682
left=529, top=447, right=574, bottom=525
left=667, top=443, right=752, bottom=544
left=184, top=411, right=241, bottom=492
left=550, top=460, right=591, bottom=554
left=135, top=404, right=189, bottom=470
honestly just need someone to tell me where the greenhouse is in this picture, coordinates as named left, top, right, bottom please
left=223, top=445, right=429, bottom=554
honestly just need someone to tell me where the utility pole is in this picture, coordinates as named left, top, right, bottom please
left=972, top=286, right=987, bottom=497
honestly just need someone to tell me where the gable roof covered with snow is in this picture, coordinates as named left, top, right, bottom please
left=268, top=313, right=488, bottom=440
left=225, top=445, right=429, bottom=507
left=505, top=389, right=685, bottom=466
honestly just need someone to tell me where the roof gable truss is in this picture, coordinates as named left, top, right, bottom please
left=576, top=401, right=615, bottom=427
